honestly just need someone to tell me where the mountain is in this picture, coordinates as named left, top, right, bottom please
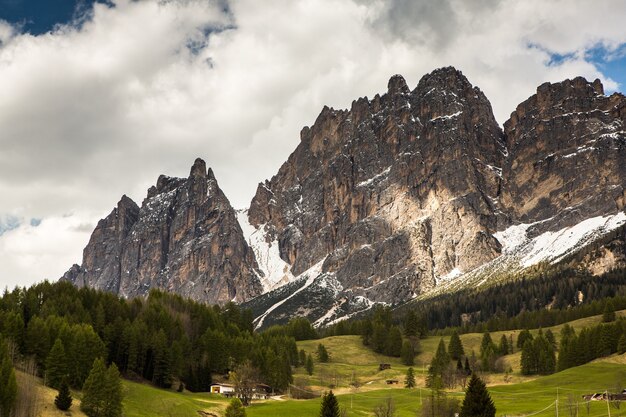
left=243, top=69, right=626, bottom=328
left=62, top=158, right=263, bottom=304
left=63, top=67, right=626, bottom=327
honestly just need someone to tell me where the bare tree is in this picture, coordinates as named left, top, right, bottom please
left=229, top=360, right=260, bottom=406
left=611, top=380, right=623, bottom=410
left=373, top=397, right=396, bottom=417
left=567, top=394, right=579, bottom=417
left=13, top=357, right=40, bottom=417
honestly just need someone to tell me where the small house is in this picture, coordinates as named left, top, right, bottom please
left=253, top=384, right=272, bottom=400
left=210, top=383, right=235, bottom=397
left=379, top=363, right=391, bottom=371
left=385, top=379, right=399, bottom=385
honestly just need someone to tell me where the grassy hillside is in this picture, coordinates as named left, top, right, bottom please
left=247, top=361, right=626, bottom=417
left=23, top=309, right=626, bottom=417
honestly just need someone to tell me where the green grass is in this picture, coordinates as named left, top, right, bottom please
left=247, top=361, right=626, bottom=417
left=122, top=380, right=229, bottom=417
left=33, top=309, right=624, bottom=417
left=487, top=362, right=626, bottom=417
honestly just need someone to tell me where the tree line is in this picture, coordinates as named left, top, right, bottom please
left=0, top=280, right=310, bottom=415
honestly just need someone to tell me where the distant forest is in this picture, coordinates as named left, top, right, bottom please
left=325, top=266, right=626, bottom=337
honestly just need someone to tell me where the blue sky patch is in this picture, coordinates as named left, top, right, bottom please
left=547, top=43, right=626, bottom=94
left=0, top=215, right=20, bottom=236
left=0, top=0, right=112, bottom=35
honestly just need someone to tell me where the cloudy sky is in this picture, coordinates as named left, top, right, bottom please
left=1, top=0, right=626, bottom=289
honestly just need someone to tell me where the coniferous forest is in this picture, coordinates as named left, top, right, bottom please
left=0, top=281, right=303, bottom=402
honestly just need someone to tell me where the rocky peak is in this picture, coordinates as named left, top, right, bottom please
left=387, top=74, right=410, bottom=96
left=501, top=77, right=626, bottom=227
left=248, top=66, right=505, bottom=308
left=63, top=158, right=263, bottom=304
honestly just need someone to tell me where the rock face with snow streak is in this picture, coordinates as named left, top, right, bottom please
left=248, top=67, right=506, bottom=306
left=63, top=67, right=626, bottom=328
left=62, top=158, right=263, bottom=304
left=501, top=77, right=626, bottom=232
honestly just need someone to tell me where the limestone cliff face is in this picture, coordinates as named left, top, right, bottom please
left=248, top=67, right=506, bottom=304
left=501, top=77, right=626, bottom=232
left=63, top=159, right=263, bottom=304
left=63, top=68, right=626, bottom=325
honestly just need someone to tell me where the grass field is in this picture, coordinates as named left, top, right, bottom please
left=246, top=361, right=626, bottom=417
left=25, top=309, right=626, bottom=417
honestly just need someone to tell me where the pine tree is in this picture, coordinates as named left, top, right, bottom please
left=405, top=367, right=416, bottom=388
left=152, top=330, right=172, bottom=388
left=427, top=339, right=450, bottom=388
left=404, top=310, right=419, bottom=338
left=317, top=344, right=330, bottom=363
left=545, top=329, right=557, bottom=350
left=0, top=340, right=17, bottom=417
left=55, top=379, right=73, bottom=411
left=464, top=357, right=471, bottom=375
left=618, top=334, right=626, bottom=355
left=479, top=332, right=494, bottom=357
left=517, top=329, right=533, bottom=349
left=385, top=326, right=403, bottom=357
left=306, top=354, right=314, bottom=376
left=603, top=301, right=616, bottom=322
left=460, top=374, right=496, bottom=417
left=299, top=349, right=307, bottom=366
left=225, top=398, right=246, bottom=417
left=319, top=390, right=340, bottom=417
left=448, top=331, right=465, bottom=360
left=102, top=363, right=123, bottom=417
left=520, top=339, right=535, bottom=375
left=46, top=338, right=69, bottom=389
left=401, top=340, right=415, bottom=366
left=498, top=334, right=509, bottom=356
left=81, top=358, right=107, bottom=417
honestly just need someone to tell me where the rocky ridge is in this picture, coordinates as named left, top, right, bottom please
left=64, top=67, right=626, bottom=327
left=63, top=158, right=263, bottom=305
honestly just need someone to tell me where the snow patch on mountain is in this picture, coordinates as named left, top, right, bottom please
left=252, top=259, right=325, bottom=330
left=236, top=209, right=294, bottom=292
left=495, top=211, right=626, bottom=267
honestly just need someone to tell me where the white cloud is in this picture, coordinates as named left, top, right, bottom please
left=1, top=0, right=626, bottom=288
left=0, top=213, right=99, bottom=290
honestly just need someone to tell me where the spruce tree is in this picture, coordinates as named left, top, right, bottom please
left=317, top=344, right=330, bottom=363
left=427, top=339, right=450, bottom=388
left=460, top=374, right=496, bottom=417
left=46, top=338, right=69, bottom=389
left=319, top=390, right=340, bottom=417
left=81, top=358, right=107, bottom=417
left=225, top=398, right=246, bottom=417
left=385, top=326, right=403, bottom=357
left=152, top=330, right=172, bottom=388
left=102, top=363, right=123, bottom=417
left=498, top=334, right=509, bottom=356
left=404, top=310, right=419, bottom=338
left=306, top=354, right=314, bottom=376
left=464, top=357, right=471, bottom=375
left=405, top=367, right=416, bottom=388
left=448, top=331, right=465, bottom=360
left=520, top=339, right=535, bottom=375
left=603, top=301, right=616, bottom=322
left=544, top=329, right=557, bottom=350
left=299, top=349, right=307, bottom=366
left=401, top=340, right=415, bottom=366
left=479, top=332, right=493, bottom=357
left=516, top=329, right=533, bottom=349
left=0, top=340, right=17, bottom=417
left=618, top=334, right=626, bottom=354
left=55, top=379, right=73, bottom=411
